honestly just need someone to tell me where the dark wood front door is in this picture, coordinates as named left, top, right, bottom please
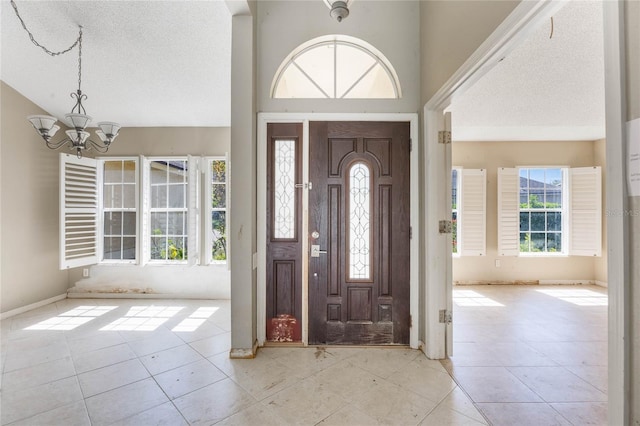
left=308, top=121, right=411, bottom=345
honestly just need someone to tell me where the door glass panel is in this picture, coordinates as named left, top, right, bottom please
left=348, top=162, right=371, bottom=280
left=273, top=139, right=296, bottom=239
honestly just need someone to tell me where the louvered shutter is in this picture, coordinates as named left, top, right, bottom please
left=460, top=169, right=486, bottom=256
left=497, top=167, right=519, bottom=256
left=569, top=167, right=602, bottom=256
left=60, top=153, right=99, bottom=269
left=187, top=156, right=200, bottom=266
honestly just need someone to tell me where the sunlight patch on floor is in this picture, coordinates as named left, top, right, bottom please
left=172, top=307, right=219, bottom=332
left=100, top=306, right=184, bottom=331
left=536, top=288, right=608, bottom=306
left=25, top=306, right=118, bottom=331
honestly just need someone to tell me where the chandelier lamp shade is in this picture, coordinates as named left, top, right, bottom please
left=12, top=0, right=121, bottom=158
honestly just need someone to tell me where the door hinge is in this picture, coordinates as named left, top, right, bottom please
left=439, top=309, right=452, bottom=325
left=439, top=220, right=452, bottom=234
left=438, top=130, right=451, bottom=145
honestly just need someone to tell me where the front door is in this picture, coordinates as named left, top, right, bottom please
left=308, top=121, right=410, bottom=345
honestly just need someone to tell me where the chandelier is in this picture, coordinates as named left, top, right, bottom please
left=11, top=0, right=121, bottom=158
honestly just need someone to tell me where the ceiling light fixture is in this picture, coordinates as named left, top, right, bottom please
left=324, top=0, right=352, bottom=22
left=11, top=0, right=121, bottom=158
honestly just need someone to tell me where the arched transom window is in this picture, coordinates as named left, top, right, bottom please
left=271, top=35, right=401, bottom=99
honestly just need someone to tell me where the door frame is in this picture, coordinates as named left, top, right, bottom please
left=422, top=0, right=628, bottom=423
left=258, top=113, right=420, bottom=349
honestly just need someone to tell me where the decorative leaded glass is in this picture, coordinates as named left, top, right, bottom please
left=349, top=162, right=371, bottom=280
left=274, top=139, right=296, bottom=239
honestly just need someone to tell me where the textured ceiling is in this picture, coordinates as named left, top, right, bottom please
left=450, top=0, right=605, bottom=142
left=1, top=1, right=231, bottom=127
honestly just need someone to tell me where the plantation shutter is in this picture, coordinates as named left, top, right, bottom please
left=187, top=156, right=200, bottom=266
left=460, top=169, right=486, bottom=256
left=60, top=153, right=99, bottom=269
left=497, top=167, right=519, bottom=256
left=569, top=166, right=602, bottom=256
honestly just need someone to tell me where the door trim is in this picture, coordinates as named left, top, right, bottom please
left=258, top=113, right=419, bottom=349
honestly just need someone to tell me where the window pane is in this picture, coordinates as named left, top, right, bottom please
left=349, top=162, right=371, bottom=280
left=122, top=237, right=136, bottom=260
left=293, top=43, right=334, bottom=97
left=167, top=212, right=185, bottom=235
left=150, top=163, right=166, bottom=184
left=530, top=212, right=545, bottom=231
left=547, top=233, right=562, bottom=252
left=519, top=168, right=528, bottom=185
left=151, top=237, right=166, bottom=260
left=104, top=212, right=122, bottom=235
left=547, top=212, right=562, bottom=231
left=151, top=185, right=167, bottom=209
left=123, top=161, right=136, bottom=183
left=520, top=212, right=530, bottom=232
left=452, top=211, right=458, bottom=254
left=211, top=160, right=226, bottom=182
left=520, top=189, right=529, bottom=208
left=212, top=184, right=226, bottom=208
left=104, top=185, right=123, bottom=209
left=104, top=162, right=122, bottom=183
left=168, top=184, right=186, bottom=208
left=212, top=211, right=227, bottom=261
left=151, top=212, right=167, bottom=235
left=169, top=162, right=187, bottom=183
left=104, top=237, right=122, bottom=259
left=530, top=189, right=545, bottom=208
left=167, top=238, right=186, bottom=260
left=530, top=233, right=546, bottom=252
left=123, top=184, right=136, bottom=209
left=520, top=233, right=530, bottom=252
left=122, top=212, right=136, bottom=235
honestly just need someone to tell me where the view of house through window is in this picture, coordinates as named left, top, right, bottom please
left=102, top=160, right=137, bottom=261
left=519, top=167, right=564, bottom=253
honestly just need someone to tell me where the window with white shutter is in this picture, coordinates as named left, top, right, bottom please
left=60, top=153, right=99, bottom=269
left=459, top=169, right=486, bottom=256
left=497, top=167, right=519, bottom=256
left=205, top=157, right=228, bottom=264
left=569, top=167, right=602, bottom=256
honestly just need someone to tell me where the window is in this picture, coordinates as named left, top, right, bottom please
left=518, top=168, right=564, bottom=253
left=60, top=154, right=226, bottom=269
left=271, top=35, right=401, bottom=99
left=208, top=158, right=227, bottom=263
left=102, top=160, right=137, bottom=261
left=149, top=160, right=189, bottom=261
left=498, top=166, right=601, bottom=257
left=348, top=162, right=372, bottom=280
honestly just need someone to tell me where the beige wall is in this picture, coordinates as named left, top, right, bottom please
left=420, top=0, right=520, bottom=105
left=452, top=140, right=603, bottom=284
left=626, top=0, right=640, bottom=421
left=0, top=82, right=69, bottom=313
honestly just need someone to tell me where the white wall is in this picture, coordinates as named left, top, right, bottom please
left=257, top=0, right=420, bottom=113
left=68, top=126, right=231, bottom=299
left=452, top=140, right=603, bottom=284
left=0, top=82, right=69, bottom=313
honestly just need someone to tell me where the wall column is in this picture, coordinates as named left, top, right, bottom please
left=229, top=12, right=257, bottom=357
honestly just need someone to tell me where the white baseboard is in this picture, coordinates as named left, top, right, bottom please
left=0, top=294, right=67, bottom=320
left=454, top=280, right=598, bottom=286
left=538, top=280, right=596, bottom=285
left=67, top=292, right=230, bottom=300
left=595, top=280, right=608, bottom=288
left=230, top=340, right=258, bottom=359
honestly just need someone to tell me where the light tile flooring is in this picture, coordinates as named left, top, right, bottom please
left=1, top=298, right=485, bottom=426
left=0, top=285, right=607, bottom=425
left=446, top=285, right=608, bottom=426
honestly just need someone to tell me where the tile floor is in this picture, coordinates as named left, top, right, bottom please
left=445, top=285, right=608, bottom=426
left=1, top=298, right=486, bottom=426
left=0, top=285, right=608, bottom=425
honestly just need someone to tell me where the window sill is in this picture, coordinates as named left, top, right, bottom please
left=518, top=253, right=568, bottom=258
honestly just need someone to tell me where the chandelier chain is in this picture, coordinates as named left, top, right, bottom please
left=10, top=0, right=81, bottom=57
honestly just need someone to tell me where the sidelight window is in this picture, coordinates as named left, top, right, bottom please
left=273, top=139, right=297, bottom=239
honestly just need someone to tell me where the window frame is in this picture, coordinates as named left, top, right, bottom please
left=517, top=166, right=569, bottom=257
left=205, top=156, right=229, bottom=265
left=97, top=157, right=139, bottom=264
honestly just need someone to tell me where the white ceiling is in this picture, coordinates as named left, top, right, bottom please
left=449, top=0, right=606, bottom=142
left=2, top=1, right=605, bottom=138
left=1, top=1, right=232, bottom=127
